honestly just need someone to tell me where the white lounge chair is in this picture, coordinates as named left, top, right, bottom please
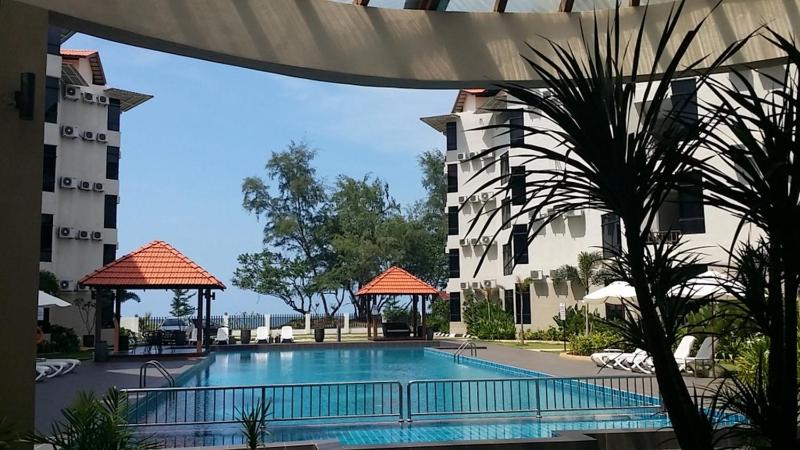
left=43, top=358, right=80, bottom=374
left=673, top=335, right=697, bottom=372
left=256, top=326, right=270, bottom=343
left=685, top=337, right=715, bottom=376
left=620, top=349, right=649, bottom=372
left=35, top=365, right=51, bottom=381
left=280, top=326, right=294, bottom=343
left=590, top=348, right=626, bottom=367
left=188, top=327, right=198, bottom=345
left=215, top=326, right=230, bottom=345
left=36, top=358, right=69, bottom=377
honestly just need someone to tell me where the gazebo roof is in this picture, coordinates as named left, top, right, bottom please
left=356, top=266, right=438, bottom=296
left=79, top=240, right=225, bottom=289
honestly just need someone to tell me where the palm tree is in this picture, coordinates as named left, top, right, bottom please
left=466, top=3, right=744, bottom=448
left=691, top=29, right=800, bottom=449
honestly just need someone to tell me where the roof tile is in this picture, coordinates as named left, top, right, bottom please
left=356, top=266, right=439, bottom=296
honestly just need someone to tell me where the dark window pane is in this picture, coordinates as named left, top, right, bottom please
left=40, top=214, right=53, bottom=262
left=47, top=26, right=62, bottom=55
left=449, top=292, right=461, bottom=322
left=512, top=224, right=528, bottom=264
left=509, top=110, right=524, bottom=147
left=678, top=171, right=705, bottom=234
left=500, top=152, right=510, bottom=185
left=504, top=289, right=514, bottom=313
left=446, top=122, right=457, bottom=151
left=44, top=76, right=59, bottom=123
left=104, top=195, right=117, bottom=229
left=605, top=303, right=625, bottom=321
left=501, top=199, right=511, bottom=230
left=447, top=207, right=459, bottom=235
left=447, top=164, right=458, bottom=193
left=667, top=78, right=698, bottom=134
left=107, top=98, right=121, bottom=131
left=448, top=249, right=460, bottom=278
left=511, top=166, right=525, bottom=205
left=42, top=145, right=56, bottom=192
left=103, top=244, right=116, bottom=265
left=601, top=213, right=622, bottom=258
left=515, top=290, right=531, bottom=324
left=503, top=243, right=513, bottom=276
left=106, top=146, right=120, bottom=180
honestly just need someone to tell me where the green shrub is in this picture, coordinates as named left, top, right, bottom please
left=568, top=331, right=620, bottom=356
left=462, top=290, right=515, bottom=340
left=427, top=297, right=450, bottom=332
left=43, top=325, right=80, bottom=353
left=524, top=327, right=562, bottom=341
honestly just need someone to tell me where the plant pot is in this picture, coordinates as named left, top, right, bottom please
left=118, top=336, right=130, bottom=352
left=314, top=328, right=325, bottom=343
left=426, top=328, right=434, bottom=341
left=241, top=329, right=252, bottom=344
left=82, top=334, right=95, bottom=348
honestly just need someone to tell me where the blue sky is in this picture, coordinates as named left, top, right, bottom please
left=64, top=34, right=455, bottom=317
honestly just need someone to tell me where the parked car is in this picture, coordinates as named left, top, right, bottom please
left=159, top=318, right=188, bottom=332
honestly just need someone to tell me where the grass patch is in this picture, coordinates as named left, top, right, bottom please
left=37, top=350, right=94, bottom=361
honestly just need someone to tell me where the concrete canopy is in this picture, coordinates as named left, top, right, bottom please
left=16, top=0, right=800, bottom=89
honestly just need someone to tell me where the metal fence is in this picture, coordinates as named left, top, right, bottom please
left=268, top=314, right=306, bottom=329
left=122, top=375, right=659, bottom=427
left=139, top=315, right=268, bottom=331
left=124, top=381, right=403, bottom=426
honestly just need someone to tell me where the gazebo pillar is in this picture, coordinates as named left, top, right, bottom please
left=421, top=294, right=427, bottom=340
left=113, top=289, right=122, bottom=352
left=372, top=296, right=378, bottom=339
left=94, top=289, right=103, bottom=361
left=204, top=289, right=212, bottom=352
left=411, top=295, right=418, bottom=337
left=196, top=288, right=204, bottom=353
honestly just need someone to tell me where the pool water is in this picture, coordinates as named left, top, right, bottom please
left=180, top=347, right=544, bottom=386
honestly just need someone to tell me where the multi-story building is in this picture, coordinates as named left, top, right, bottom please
left=423, top=70, right=777, bottom=333
left=38, top=28, right=151, bottom=337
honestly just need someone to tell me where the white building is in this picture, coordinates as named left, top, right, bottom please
left=39, top=28, right=151, bottom=338
left=423, top=70, right=777, bottom=333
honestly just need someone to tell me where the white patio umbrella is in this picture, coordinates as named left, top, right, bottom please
left=583, top=281, right=637, bottom=303
left=38, top=290, right=70, bottom=307
left=668, top=270, right=742, bottom=300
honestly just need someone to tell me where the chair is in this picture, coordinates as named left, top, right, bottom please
left=35, top=365, right=51, bottom=381
left=673, top=335, right=697, bottom=372
left=685, top=337, right=715, bottom=376
left=256, top=326, right=270, bottom=343
left=216, top=326, right=230, bottom=344
left=619, top=349, right=649, bottom=371
left=188, top=327, right=198, bottom=345
left=36, top=358, right=69, bottom=377
left=280, top=326, right=294, bottom=343
left=590, top=349, right=626, bottom=367
left=42, top=358, right=80, bottom=375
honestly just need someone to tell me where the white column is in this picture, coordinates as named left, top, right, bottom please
left=304, top=313, right=311, bottom=334
left=265, top=314, right=271, bottom=335
left=344, top=313, right=350, bottom=334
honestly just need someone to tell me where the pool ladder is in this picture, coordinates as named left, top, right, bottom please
left=139, top=360, right=176, bottom=388
left=453, top=340, right=477, bottom=362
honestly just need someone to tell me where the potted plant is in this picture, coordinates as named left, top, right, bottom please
left=312, top=303, right=325, bottom=343
left=73, top=297, right=96, bottom=348
left=241, top=328, right=252, bottom=344
left=118, top=328, right=136, bottom=352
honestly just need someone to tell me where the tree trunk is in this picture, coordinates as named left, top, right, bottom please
left=625, top=232, right=714, bottom=450
left=766, top=239, right=786, bottom=449
left=773, top=243, right=798, bottom=449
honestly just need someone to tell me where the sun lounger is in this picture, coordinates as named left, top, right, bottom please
left=590, top=348, right=626, bottom=367
left=36, top=358, right=69, bottom=377
left=256, top=326, right=270, bottom=343
left=188, top=327, right=198, bottom=345
left=43, top=358, right=80, bottom=374
left=673, top=335, right=697, bottom=372
left=215, top=326, right=230, bottom=345
left=685, top=337, right=715, bottom=376
left=35, top=365, right=51, bottom=381
left=280, top=326, right=294, bottom=343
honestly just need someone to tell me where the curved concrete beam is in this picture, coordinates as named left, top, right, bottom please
left=15, top=0, right=800, bottom=88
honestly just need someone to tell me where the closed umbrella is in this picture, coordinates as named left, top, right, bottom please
left=38, top=290, right=70, bottom=307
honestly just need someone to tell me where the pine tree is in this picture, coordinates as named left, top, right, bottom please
left=169, top=289, right=196, bottom=318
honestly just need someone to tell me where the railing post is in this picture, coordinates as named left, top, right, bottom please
left=398, top=382, right=404, bottom=422
left=344, top=313, right=350, bottom=334
left=534, top=378, right=542, bottom=418
left=265, top=314, right=271, bottom=336
left=406, top=382, right=413, bottom=422
left=304, top=314, right=311, bottom=334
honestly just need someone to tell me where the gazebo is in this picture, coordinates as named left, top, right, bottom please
left=356, top=266, right=439, bottom=340
left=79, top=240, right=225, bottom=358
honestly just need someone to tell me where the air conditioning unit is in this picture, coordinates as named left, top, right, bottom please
left=76, top=284, right=89, bottom=291
left=469, top=238, right=480, bottom=246
left=59, top=176, right=76, bottom=189
left=530, top=269, right=546, bottom=281
left=96, top=95, right=109, bottom=106
left=480, top=192, right=490, bottom=201
left=61, top=125, right=78, bottom=138
left=76, top=230, right=90, bottom=240
left=81, top=92, right=94, bottom=103
left=117, top=195, right=121, bottom=204
left=565, top=209, right=584, bottom=218
left=481, top=236, right=491, bottom=244
left=471, top=281, right=481, bottom=289
left=483, top=280, right=496, bottom=288
left=459, top=282, right=468, bottom=289
left=78, top=180, right=92, bottom=190
left=96, top=132, right=108, bottom=143
left=57, top=227, right=75, bottom=239
left=549, top=269, right=560, bottom=279
left=458, top=196, right=467, bottom=204
left=457, top=153, right=467, bottom=161
left=93, top=182, right=104, bottom=192
left=469, top=195, right=480, bottom=203
left=81, top=130, right=95, bottom=141
left=63, top=85, right=80, bottom=101
left=459, top=238, right=469, bottom=247
left=468, top=152, right=476, bottom=158
left=58, top=280, right=74, bottom=291
left=91, top=231, right=103, bottom=241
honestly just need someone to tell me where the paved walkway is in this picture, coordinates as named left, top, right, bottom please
left=34, top=357, right=205, bottom=433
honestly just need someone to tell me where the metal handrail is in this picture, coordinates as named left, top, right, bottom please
left=139, top=360, right=175, bottom=388
left=453, top=340, right=477, bottom=361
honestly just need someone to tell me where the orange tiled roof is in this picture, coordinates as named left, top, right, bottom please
left=61, top=49, right=106, bottom=86
left=80, top=240, right=225, bottom=289
left=356, top=266, right=439, bottom=296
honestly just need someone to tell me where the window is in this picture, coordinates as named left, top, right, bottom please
left=103, top=244, right=116, bottom=265
left=605, top=303, right=625, bottom=322
left=44, top=76, right=59, bottom=124
left=502, top=243, right=513, bottom=275
left=511, top=166, right=526, bottom=205
left=500, top=152, right=510, bottom=185
left=601, top=213, right=622, bottom=258
left=509, top=109, right=524, bottom=147
left=106, top=146, right=120, bottom=180
left=104, top=195, right=117, bottom=229
left=446, top=121, right=457, bottom=151
left=447, top=207, right=459, bottom=235
left=449, top=292, right=461, bottom=322
left=448, top=249, right=460, bottom=278
left=501, top=199, right=511, bottom=230
left=512, top=224, right=529, bottom=264
left=447, top=164, right=458, bottom=193
left=670, top=79, right=698, bottom=128
left=504, top=289, right=514, bottom=313
left=47, top=26, right=62, bottom=55
left=516, top=290, right=531, bottom=325
left=40, top=214, right=53, bottom=262
left=107, top=98, right=121, bottom=131
left=678, top=171, right=706, bottom=234
left=42, top=145, right=56, bottom=192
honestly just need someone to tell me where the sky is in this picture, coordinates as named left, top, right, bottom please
left=63, top=34, right=456, bottom=317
